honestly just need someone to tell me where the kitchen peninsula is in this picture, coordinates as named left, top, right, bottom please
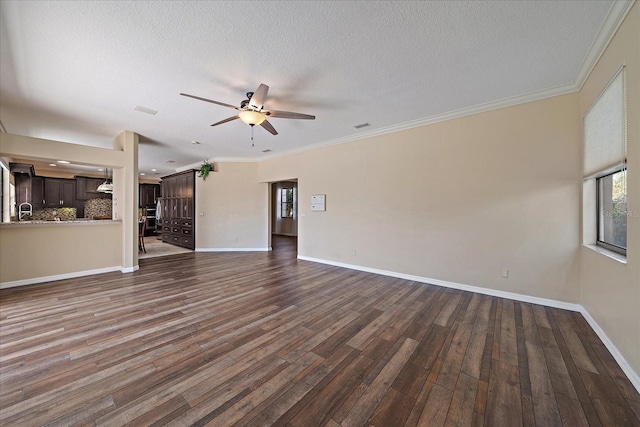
left=0, top=131, right=141, bottom=289
left=0, top=218, right=123, bottom=287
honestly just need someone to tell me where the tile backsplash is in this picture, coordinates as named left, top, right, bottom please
left=85, top=198, right=112, bottom=219
left=18, top=207, right=77, bottom=221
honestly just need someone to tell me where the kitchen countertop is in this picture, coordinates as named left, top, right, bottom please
left=1, top=219, right=122, bottom=228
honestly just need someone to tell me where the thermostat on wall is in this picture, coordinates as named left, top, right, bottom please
left=311, top=194, right=326, bottom=211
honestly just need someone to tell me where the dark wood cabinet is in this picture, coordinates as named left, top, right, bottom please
left=32, top=177, right=45, bottom=208
left=44, top=178, right=75, bottom=207
left=62, top=180, right=75, bottom=206
left=160, top=170, right=195, bottom=250
left=14, top=174, right=45, bottom=208
left=74, top=176, right=111, bottom=218
left=90, top=178, right=110, bottom=197
left=76, top=176, right=111, bottom=200
left=139, top=183, right=160, bottom=208
left=75, top=177, right=87, bottom=200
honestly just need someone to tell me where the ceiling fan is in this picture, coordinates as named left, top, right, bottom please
left=180, top=84, right=315, bottom=136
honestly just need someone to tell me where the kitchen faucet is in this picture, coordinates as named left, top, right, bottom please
left=18, top=202, right=32, bottom=221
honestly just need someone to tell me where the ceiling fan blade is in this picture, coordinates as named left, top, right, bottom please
left=249, top=84, right=269, bottom=110
left=180, top=93, right=238, bottom=109
left=211, top=115, right=239, bottom=126
left=260, top=119, right=278, bottom=135
left=267, top=109, right=316, bottom=120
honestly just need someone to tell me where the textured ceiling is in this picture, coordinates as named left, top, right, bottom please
left=0, top=0, right=618, bottom=176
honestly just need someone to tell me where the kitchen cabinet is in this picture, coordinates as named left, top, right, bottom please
left=160, top=170, right=195, bottom=250
left=45, top=178, right=75, bottom=207
left=75, top=176, right=111, bottom=218
left=15, top=174, right=45, bottom=208
left=139, top=183, right=160, bottom=207
left=32, top=177, right=45, bottom=208
left=76, top=176, right=111, bottom=200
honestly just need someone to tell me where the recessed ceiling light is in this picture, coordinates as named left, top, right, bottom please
left=191, top=141, right=200, bottom=145
left=166, top=160, right=175, bottom=163
left=262, top=149, right=272, bottom=153
left=49, top=163, right=57, bottom=167
left=98, top=168, right=104, bottom=171
left=134, top=105, right=158, bottom=115
left=57, top=160, right=70, bottom=164
left=151, top=168, right=157, bottom=172
left=353, top=122, right=370, bottom=129
left=140, top=173, right=146, bottom=176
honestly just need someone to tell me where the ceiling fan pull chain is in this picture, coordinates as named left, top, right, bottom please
left=251, top=125, right=255, bottom=147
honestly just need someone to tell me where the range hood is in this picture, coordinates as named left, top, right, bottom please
left=9, top=162, right=36, bottom=176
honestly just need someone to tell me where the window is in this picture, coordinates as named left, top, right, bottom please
left=583, top=66, right=627, bottom=257
left=597, top=170, right=627, bottom=254
left=281, top=188, right=294, bottom=218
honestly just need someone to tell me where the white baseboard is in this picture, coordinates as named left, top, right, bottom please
left=579, top=307, right=640, bottom=393
left=297, top=255, right=639, bottom=393
left=0, top=266, right=123, bottom=289
left=297, top=255, right=580, bottom=310
left=196, top=247, right=272, bottom=252
left=121, top=265, right=139, bottom=273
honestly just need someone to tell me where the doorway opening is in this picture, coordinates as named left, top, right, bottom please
left=270, top=180, right=297, bottom=257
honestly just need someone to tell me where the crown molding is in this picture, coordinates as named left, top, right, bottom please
left=199, top=1, right=636, bottom=167
left=254, top=81, right=578, bottom=163
left=176, top=156, right=259, bottom=172
left=575, top=0, right=636, bottom=90
left=256, top=1, right=635, bottom=164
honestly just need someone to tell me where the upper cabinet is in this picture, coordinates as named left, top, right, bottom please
left=76, top=176, right=111, bottom=200
left=139, top=183, right=160, bottom=207
left=44, top=178, right=75, bottom=207
left=14, top=174, right=45, bottom=208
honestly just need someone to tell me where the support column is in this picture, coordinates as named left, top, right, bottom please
left=113, top=131, right=139, bottom=272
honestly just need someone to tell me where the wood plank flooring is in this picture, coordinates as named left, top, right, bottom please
left=1, top=236, right=639, bottom=426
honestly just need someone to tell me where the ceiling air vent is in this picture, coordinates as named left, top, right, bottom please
left=134, top=105, right=158, bottom=115
left=353, top=122, right=370, bottom=129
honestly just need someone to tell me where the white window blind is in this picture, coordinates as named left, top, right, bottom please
left=583, top=67, right=626, bottom=178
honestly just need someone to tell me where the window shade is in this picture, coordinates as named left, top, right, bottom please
left=583, top=68, right=626, bottom=178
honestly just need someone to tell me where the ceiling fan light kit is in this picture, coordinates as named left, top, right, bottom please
left=238, top=110, right=266, bottom=126
left=180, top=83, right=315, bottom=140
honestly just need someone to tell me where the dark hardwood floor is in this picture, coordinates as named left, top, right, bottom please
left=1, top=236, right=639, bottom=426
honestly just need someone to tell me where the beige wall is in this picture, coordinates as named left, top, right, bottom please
left=195, top=162, right=269, bottom=250
left=0, top=222, right=122, bottom=284
left=579, top=4, right=639, bottom=376
left=258, top=93, right=582, bottom=302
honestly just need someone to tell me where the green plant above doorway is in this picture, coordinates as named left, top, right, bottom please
left=197, top=160, right=212, bottom=180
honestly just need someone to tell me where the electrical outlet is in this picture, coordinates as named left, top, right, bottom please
left=502, top=269, right=509, bottom=278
